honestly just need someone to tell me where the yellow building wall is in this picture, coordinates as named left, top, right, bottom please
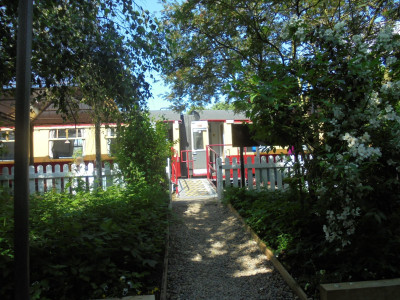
left=29, top=125, right=113, bottom=164
left=33, top=128, right=50, bottom=158
left=172, top=121, right=180, bottom=154
left=84, top=127, right=96, bottom=157
left=222, top=122, right=239, bottom=157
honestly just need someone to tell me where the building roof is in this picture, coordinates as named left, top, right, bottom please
left=149, top=109, right=248, bottom=122
left=149, top=110, right=181, bottom=122
left=194, top=110, right=247, bottom=121
left=30, top=103, right=94, bottom=126
left=0, top=89, right=94, bottom=126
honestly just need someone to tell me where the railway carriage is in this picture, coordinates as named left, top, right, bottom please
left=1, top=104, right=289, bottom=184
left=149, top=110, right=289, bottom=182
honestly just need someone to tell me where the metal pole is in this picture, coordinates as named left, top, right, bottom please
left=14, top=0, right=33, bottom=299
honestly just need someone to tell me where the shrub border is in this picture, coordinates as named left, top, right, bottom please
left=226, top=202, right=309, bottom=300
left=160, top=199, right=172, bottom=300
left=99, top=191, right=172, bottom=300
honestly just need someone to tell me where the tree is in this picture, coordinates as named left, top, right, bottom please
left=210, top=102, right=235, bottom=110
left=1, top=0, right=165, bottom=187
left=162, top=0, right=400, bottom=254
left=161, top=0, right=398, bottom=111
left=1, top=0, right=164, bottom=115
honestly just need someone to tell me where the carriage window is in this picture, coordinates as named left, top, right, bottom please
left=193, top=129, right=206, bottom=150
left=0, top=130, right=15, bottom=160
left=106, top=127, right=117, bottom=156
left=49, top=128, right=85, bottom=159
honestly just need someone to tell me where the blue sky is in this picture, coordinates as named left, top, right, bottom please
left=139, top=0, right=172, bottom=110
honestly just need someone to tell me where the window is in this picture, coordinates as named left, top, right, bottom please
left=193, top=129, right=206, bottom=150
left=49, top=128, right=85, bottom=159
left=106, top=127, right=117, bottom=156
left=0, top=130, right=15, bottom=160
left=167, top=124, right=174, bottom=142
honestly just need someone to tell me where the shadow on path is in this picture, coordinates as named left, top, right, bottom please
left=167, top=198, right=297, bottom=300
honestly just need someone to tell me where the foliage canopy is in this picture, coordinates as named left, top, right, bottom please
left=1, top=0, right=164, bottom=118
left=163, top=1, right=400, bottom=290
left=161, top=0, right=399, bottom=110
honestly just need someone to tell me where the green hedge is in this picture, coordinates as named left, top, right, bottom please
left=0, top=183, right=169, bottom=299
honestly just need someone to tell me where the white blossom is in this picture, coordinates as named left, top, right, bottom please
left=332, top=106, right=345, bottom=119
left=381, top=82, right=392, bottom=94
left=341, top=132, right=381, bottom=161
left=333, top=21, right=346, bottom=32
left=352, top=34, right=362, bottom=44
left=376, top=26, right=394, bottom=51
left=324, top=29, right=334, bottom=40
left=369, top=117, right=380, bottom=128
left=295, top=27, right=306, bottom=41
left=386, top=56, right=397, bottom=66
left=367, top=92, right=381, bottom=106
left=361, top=132, right=370, bottom=143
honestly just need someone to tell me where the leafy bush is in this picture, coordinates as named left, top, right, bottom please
left=0, top=182, right=169, bottom=300
left=0, top=187, right=14, bottom=297
left=233, top=8, right=400, bottom=255
left=224, top=187, right=307, bottom=257
left=114, top=110, right=173, bottom=186
left=224, top=187, right=400, bottom=298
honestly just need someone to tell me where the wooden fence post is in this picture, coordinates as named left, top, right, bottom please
left=37, top=165, right=44, bottom=193
left=29, top=166, right=35, bottom=193
left=261, top=156, right=268, bottom=188
left=87, top=163, right=94, bottom=190
left=217, top=157, right=223, bottom=201
left=46, top=164, right=53, bottom=192
left=104, top=163, right=112, bottom=189
left=246, top=157, right=253, bottom=190
left=232, top=157, right=239, bottom=188
left=267, top=156, right=275, bottom=191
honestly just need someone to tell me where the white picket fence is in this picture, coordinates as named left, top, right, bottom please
left=216, top=155, right=296, bottom=200
left=0, top=163, right=122, bottom=194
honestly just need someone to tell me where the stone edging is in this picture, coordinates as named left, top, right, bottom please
left=94, top=295, right=155, bottom=300
left=226, top=203, right=309, bottom=300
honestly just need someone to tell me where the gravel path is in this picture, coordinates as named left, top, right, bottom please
left=167, top=198, right=298, bottom=300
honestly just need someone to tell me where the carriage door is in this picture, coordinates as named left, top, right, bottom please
left=191, top=121, right=208, bottom=176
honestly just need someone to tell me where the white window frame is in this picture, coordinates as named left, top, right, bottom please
left=48, top=128, right=86, bottom=159
left=0, top=129, right=15, bottom=161
left=105, top=127, right=117, bottom=156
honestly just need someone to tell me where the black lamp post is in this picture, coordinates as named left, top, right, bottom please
left=14, top=0, right=33, bottom=299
